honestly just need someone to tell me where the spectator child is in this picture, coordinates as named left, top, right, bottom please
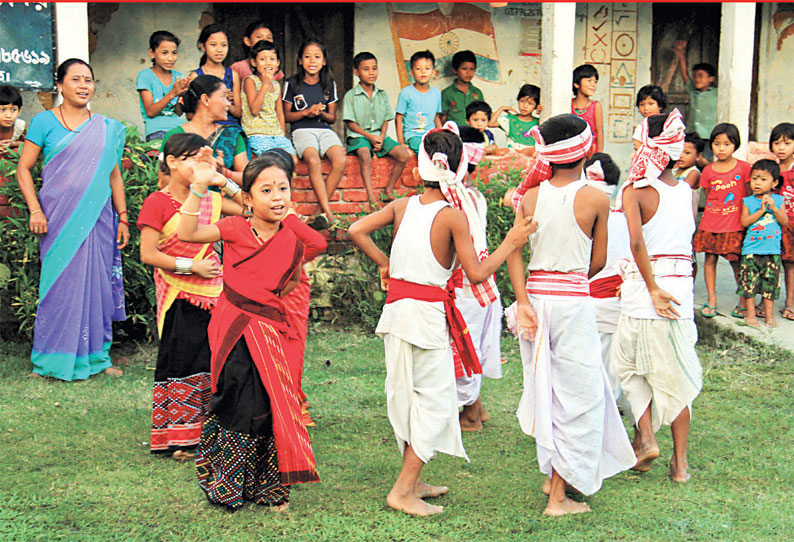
left=489, top=84, right=541, bottom=155
left=674, top=41, right=717, bottom=164
left=395, top=50, right=443, bottom=154
left=343, top=52, right=409, bottom=206
left=465, top=101, right=498, bottom=155
left=231, top=20, right=285, bottom=83
left=571, top=64, right=603, bottom=156
left=675, top=132, right=704, bottom=189
left=692, top=123, right=752, bottom=318
left=283, top=38, right=346, bottom=228
left=0, top=84, right=25, bottom=153
left=189, top=24, right=242, bottom=122
left=441, top=50, right=484, bottom=127
left=241, top=40, right=296, bottom=160
left=770, top=122, right=794, bottom=320
left=632, top=85, right=668, bottom=150
left=137, top=31, right=189, bottom=141
left=738, top=159, right=788, bottom=327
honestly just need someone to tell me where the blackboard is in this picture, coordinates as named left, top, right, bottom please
left=0, top=2, right=56, bottom=90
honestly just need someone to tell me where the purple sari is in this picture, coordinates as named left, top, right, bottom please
left=31, top=114, right=126, bottom=381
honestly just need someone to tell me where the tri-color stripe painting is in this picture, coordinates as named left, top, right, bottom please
left=388, top=3, right=502, bottom=87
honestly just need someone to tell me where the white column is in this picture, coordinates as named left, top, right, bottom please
left=55, top=3, right=89, bottom=64
left=717, top=3, right=756, bottom=159
left=541, top=3, right=576, bottom=120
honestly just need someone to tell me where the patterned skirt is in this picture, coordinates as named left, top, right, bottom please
left=781, top=223, right=794, bottom=262
left=195, top=338, right=289, bottom=510
left=692, top=230, right=744, bottom=261
left=150, top=300, right=211, bottom=454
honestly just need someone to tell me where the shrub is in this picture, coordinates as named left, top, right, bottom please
left=0, top=125, right=161, bottom=340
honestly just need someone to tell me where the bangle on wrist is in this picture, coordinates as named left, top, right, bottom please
left=222, top=179, right=241, bottom=198
left=179, top=208, right=200, bottom=217
left=174, top=257, right=193, bottom=275
left=190, top=184, right=208, bottom=198
left=119, top=219, right=130, bottom=226
left=30, top=209, right=43, bottom=216
left=118, top=210, right=129, bottom=217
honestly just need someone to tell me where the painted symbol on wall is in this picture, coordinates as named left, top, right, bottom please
left=773, top=3, right=794, bottom=50
left=590, top=49, right=608, bottom=64
left=611, top=62, right=635, bottom=88
left=439, top=32, right=459, bottom=55
left=614, top=33, right=635, bottom=58
left=610, top=91, right=633, bottom=109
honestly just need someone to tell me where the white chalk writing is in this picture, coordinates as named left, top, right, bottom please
left=0, top=48, right=50, bottom=65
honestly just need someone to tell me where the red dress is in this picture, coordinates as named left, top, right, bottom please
left=571, top=99, right=599, bottom=157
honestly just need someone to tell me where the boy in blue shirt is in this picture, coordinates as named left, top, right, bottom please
left=738, top=159, right=789, bottom=327
left=344, top=52, right=410, bottom=204
left=395, top=50, right=442, bottom=154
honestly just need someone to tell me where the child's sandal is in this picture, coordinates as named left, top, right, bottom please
left=730, top=305, right=746, bottom=319
left=699, top=303, right=717, bottom=318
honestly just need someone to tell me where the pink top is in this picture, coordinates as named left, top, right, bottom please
left=231, top=59, right=284, bottom=82
left=571, top=99, right=598, bottom=155
left=698, top=160, right=752, bottom=233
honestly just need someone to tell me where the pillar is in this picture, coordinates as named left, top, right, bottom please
left=55, top=3, right=89, bottom=64
left=541, top=3, right=576, bottom=120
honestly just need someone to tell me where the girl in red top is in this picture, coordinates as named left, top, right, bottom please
left=770, top=122, right=794, bottom=320
left=693, top=123, right=752, bottom=318
left=571, top=64, right=603, bottom=157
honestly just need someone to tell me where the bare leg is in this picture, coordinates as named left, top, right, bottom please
left=459, top=398, right=483, bottom=432
left=543, top=470, right=590, bottom=516
left=323, top=145, right=347, bottom=221
left=703, top=253, right=718, bottom=312
left=385, top=144, right=410, bottom=199
left=386, top=444, right=444, bottom=516
left=763, top=297, right=778, bottom=327
left=414, top=478, right=448, bottom=499
left=669, top=406, right=691, bottom=483
left=745, top=296, right=760, bottom=327
left=302, top=147, right=332, bottom=218
left=631, top=403, right=660, bottom=472
left=730, top=259, right=744, bottom=311
left=785, top=262, right=794, bottom=312
left=355, top=147, right=377, bottom=208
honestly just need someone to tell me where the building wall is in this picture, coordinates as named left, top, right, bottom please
left=756, top=3, right=794, bottom=143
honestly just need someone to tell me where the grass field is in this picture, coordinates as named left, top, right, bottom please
left=0, top=324, right=792, bottom=541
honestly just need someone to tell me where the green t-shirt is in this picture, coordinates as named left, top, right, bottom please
left=497, top=113, right=538, bottom=149
left=441, top=81, right=484, bottom=127
left=161, top=125, right=248, bottom=169
left=685, top=80, right=718, bottom=140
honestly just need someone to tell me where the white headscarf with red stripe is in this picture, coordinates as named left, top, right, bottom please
left=616, top=108, right=686, bottom=208
left=418, top=122, right=498, bottom=306
left=512, top=117, right=593, bottom=211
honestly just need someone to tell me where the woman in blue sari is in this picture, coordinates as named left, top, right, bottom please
left=16, top=59, right=129, bottom=381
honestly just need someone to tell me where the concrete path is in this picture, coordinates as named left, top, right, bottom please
left=693, top=253, right=794, bottom=351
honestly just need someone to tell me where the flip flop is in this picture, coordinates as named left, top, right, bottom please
left=731, top=305, right=746, bottom=319
left=782, top=307, right=794, bottom=321
left=699, top=303, right=717, bottom=318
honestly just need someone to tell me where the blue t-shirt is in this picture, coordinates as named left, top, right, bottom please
left=282, top=76, right=338, bottom=131
left=395, top=84, right=442, bottom=142
left=742, top=194, right=785, bottom=255
left=136, top=68, right=185, bottom=136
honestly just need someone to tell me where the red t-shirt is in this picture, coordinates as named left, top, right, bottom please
left=137, top=191, right=178, bottom=231
left=779, top=169, right=794, bottom=219
left=698, top=160, right=752, bottom=233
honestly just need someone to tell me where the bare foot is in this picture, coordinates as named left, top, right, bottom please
left=668, top=459, right=691, bottom=483
left=271, top=502, right=290, bottom=512
left=103, top=366, right=123, bottom=377
left=28, top=372, right=43, bottom=379
left=171, top=449, right=195, bottom=461
left=541, top=477, right=581, bottom=496
left=459, top=405, right=482, bottom=432
left=387, top=489, right=444, bottom=516
left=414, top=479, right=448, bottom=499
left=631, top=442, right=660, bottom=472
left=544, top=496, right=591, bottom=517
left=766, top=317, right=779, bottom=328
left=384, top=189, right=396, bottom=201
left=478, top=402, right=490, bottom=423
left=745, top=315, right=761, bottom=327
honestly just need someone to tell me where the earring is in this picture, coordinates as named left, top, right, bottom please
left=245, top=205, right=252, bottom=216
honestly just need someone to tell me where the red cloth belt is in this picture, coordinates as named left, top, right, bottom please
left=386, top=275, right=482, bottom=378
left=589, top=274, right=622, bottom=299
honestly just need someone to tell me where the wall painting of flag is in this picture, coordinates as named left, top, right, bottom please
left=387, top=3, right=502, bottom=88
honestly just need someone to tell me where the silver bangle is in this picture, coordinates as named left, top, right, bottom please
left=174, top=257, right=193, bottom=275
left=222, top=179, right=241, bottom=197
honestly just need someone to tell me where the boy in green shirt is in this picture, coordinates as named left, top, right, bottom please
left=441, top=50, right=484, bottom=128
left=343, top=52, right=410, bottom=204
left=489, top=84, right=541, bottom=156
left=674, top=40, right=717, bottom=165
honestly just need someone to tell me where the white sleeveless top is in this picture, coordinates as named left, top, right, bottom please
left=621, top=179, right=696, bottom=320
left=376, top=196, right=454, bottom=348
left=528, top=180, right=592, bottom=274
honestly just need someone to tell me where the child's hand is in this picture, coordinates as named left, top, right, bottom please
left=650, top=287, right=680, bottom=319
left=516, top=301, right=538, bottom=341
left=535, top=104, right=543, bottom=114
left=506, top=216, right=536, bottom=247
left=762, top=194, right=776, bottom=211
left=192, top=160, right=216, bottom=188
left=173, top=77, right=190, bottom=96
left=379, top=264, right=390, bottom=291
left=306, top=104, right=326, bottom=117
left=192, top=258, right=221, bottom=279
left=673, top=39, right=687, bottom=54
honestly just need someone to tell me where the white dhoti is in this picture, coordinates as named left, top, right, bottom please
left=594, top=296, right=626, bottom=408
left=382, top=334, right=468, bottom=463
left=455, top=293, right=486, bottom=407
left=514, top=285, right=635, bottom=495
left=609, top=315, right=702, bottom=433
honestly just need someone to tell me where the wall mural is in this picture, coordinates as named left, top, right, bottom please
left=387, top=3, right=502, bottom=88
left=773, top=3, right=794, bottom=50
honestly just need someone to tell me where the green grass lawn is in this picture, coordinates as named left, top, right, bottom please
left=0, top=325, right=792, bottom=542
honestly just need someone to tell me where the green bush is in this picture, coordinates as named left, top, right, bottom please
left=0, top=125, right=161, bottom=340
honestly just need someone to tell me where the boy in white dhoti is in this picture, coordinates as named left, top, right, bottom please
left=611, top=109, right=702, bottom=483
left=507, top=114, right=636, bottom=516
left=455, top=126, right=504, bottom=431
left=349, top=124, right=534, bottom=516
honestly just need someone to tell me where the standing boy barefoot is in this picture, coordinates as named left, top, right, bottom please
left=349, top=127, right=534, bottom=516
left=343, top=52, right=409, bottom=205
left=507, top=114, right=635, bottom=517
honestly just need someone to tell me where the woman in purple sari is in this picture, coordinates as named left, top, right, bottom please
left=16, top=59, right=129, bottom=381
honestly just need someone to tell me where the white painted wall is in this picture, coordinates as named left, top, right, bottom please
left=756, top=3, right=794, bottom=144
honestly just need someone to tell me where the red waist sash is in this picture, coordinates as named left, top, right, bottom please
left=386, top=274, right=482, bottom=378
left=589, top=274, right=623, bottom=299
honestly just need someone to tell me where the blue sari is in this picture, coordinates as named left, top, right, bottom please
left=31, top=114, right=127, bottom=381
